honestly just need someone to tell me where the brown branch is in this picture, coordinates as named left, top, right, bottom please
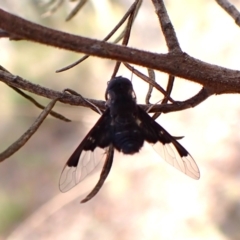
left=163, top=75, right=175, bottom=103
left=1, top=8, right=240, bottom=93
left=11, top=87, right=71, bottom=122
left=81, top=145, right=114, bottom=203
left=0, top=68, right=212, bottom=114
left=0, top=69, right=106, bottom=109
left=216, top=0, right=240, bottom=26
left=0, top=65, right=70, bottom=121
left=124, top=62, right=176, bottom=103
left=151, top=0, right=181, bottom=51
left=152, top=75, right=175, bottom=119
left=142, top=87, right=214, bottom=113
left=145, top=69, right=155, bottom=104
left=148, top=0, right=179, bottom=118
left=64, top=88, right=102, bottom=114
left=111, top=1, right=138, bottom=78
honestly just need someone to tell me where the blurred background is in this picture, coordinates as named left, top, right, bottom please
left=1, top=0, right=240, bottom=239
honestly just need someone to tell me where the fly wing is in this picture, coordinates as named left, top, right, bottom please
left=59, top=109, right=112, bottom=192
left=137, top=106, right=200, bottom=179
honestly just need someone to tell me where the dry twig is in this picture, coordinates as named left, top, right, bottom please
left=0, top=98, right=59, bottom=162
left=56, top=0, right=141, bottom=72
left=216, top=0, right=240, bottom=26
left=1, top=8, right=240, bottom=93
left=151, top=0, right=181, bottom=51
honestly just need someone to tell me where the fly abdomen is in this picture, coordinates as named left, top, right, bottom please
left=113, top=129, right=144, bottom=154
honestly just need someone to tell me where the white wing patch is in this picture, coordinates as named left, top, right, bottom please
left=153, top=142, right=200, bottom=180
left=59, top=147, right=107, bottom=192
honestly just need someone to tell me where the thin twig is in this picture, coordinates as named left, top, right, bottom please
left=41, top=0, right=64, bottom=18
left=124, top=62, right=175, bottom=102
left=66, top=0, right=88, bottom=21
left=145, top=69, right=155, bottom=104
left=0, top=98, right=59, bottom=162
left=216, top=0, right=240, bottom=26
left=152, top=75, right=175, bottom=119
left=64, top=88, right=102, bottom=114
left=11, top=87, right=71, bottom=122
left=39, top=0, right=57, bottom=8
left=151, top=0, right=181, bottom=51
left=111, top=0, right=142, bottom=44
left=111, top=1, right=139, bottom=78
left=81, top=145, right=114, bottom=203
left=163, top=75, right=175, bottom=102
left=0, top=68, right=213, bottom=114
left=141, top=87, right=214, bottom=113
left=0, top=69, right=106, bottom=109
left=0, top=66, right=71, bottom=122
left=56, top=0, right=140, bottom=72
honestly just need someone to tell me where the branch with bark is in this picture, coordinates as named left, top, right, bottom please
left=0, top=0, right=239, bottom=161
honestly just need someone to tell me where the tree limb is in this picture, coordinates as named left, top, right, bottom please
left=151, top=0, right=181, bottom=51
left=0, top=8, right=240, bottom=94
left=216, top=0, right=240, bottom=26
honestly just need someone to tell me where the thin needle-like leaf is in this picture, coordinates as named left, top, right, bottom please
left=66, top=0, right=88, bottom=21
left=81, top=145, right=114, bottom=203
left=152, top=75, right=175, bottom=120
left=64, top=88, right=102, bottom=115
left=56, top=0, right=141, bottom=73
left=145, top=69, right=155, bottom=104
left=11, top=87, right=71, bottom=122
left=0, top=66, right=70, bottom=122
left=0, top=98, right=59, bottom=162
left=124, top=63, right=175, bottom=103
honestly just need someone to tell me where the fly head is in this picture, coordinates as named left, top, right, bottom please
left=105, top=76, right=137, bottom=118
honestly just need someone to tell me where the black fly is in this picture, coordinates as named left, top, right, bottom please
left=59, top=76, right=200, bottom=203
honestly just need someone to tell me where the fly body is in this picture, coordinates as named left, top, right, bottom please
left=59, top=76, right=200, bottom=203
